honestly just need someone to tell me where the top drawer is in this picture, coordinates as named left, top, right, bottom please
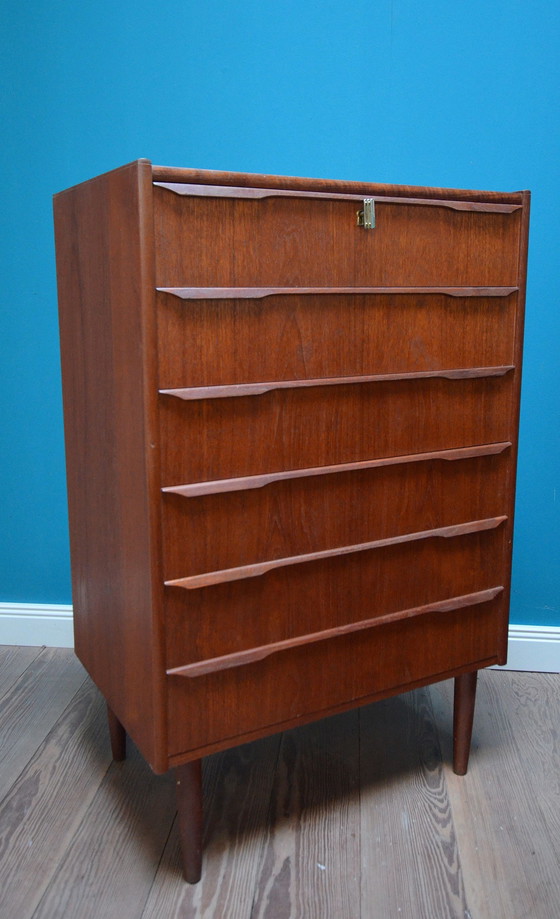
left=153, top=183, right=522, bottom=288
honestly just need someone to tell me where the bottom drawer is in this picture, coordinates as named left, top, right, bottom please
left=166, top=597, right=505, bottom=758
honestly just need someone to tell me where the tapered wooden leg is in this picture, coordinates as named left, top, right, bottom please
left=453, top=670, right=478, bottom=775
left=107, top=704, right=126, bottom=761
left=175, top=759, right=204, bottom=883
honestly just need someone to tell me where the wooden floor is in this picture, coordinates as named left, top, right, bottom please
left=1, top=647, right=559, bottom=919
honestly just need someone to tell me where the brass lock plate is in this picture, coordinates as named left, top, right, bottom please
left=356, top=198, right=375, bottom=229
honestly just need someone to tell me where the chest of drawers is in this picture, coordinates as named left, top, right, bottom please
left=54, top=160, right=529, bottom=881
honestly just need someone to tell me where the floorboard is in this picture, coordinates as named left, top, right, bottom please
left=250, top=710, right=361, bottom=919
left=0, top=648, right=86, bottom=801
left=142, top=734, right=282, bottom=919
left=0, top=648, right=559, bottom=919
left=0, top=679, right=108, bottom=917
left=360, top=688, right=468, bottom=919
left=31, top=742, right=176, bottom=919
left=0, top=645, right=42, bottom=701
left=431, top=671, right=560, bottom=919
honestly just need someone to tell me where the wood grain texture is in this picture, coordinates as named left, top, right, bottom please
left=163, top=443, right=511, bottom=497
left=164, top=517, right=507, bottom=590
left=0, top=644, right=41, bottom=701
left=159, top=376, right=514, bottom=484
left=153, top=187, right=521, bottom=287
left=0, top=648, right=86, bottom=801
left=142, top=734, right=283, bottom=918
left=157, top=289, right=518, bottom=390
left=166, top=604, right=503, bottom=757
left=166, top=588, right=503, bottom=679
left=0, top=678, right=109, bottom=918
left=154, top=181, right=521, bottom=212
left=493, top=189, right=531, bottom=662
left=430, top=671, right=560, bottom=919
left=360, top=688, right=469, bottom=918
left=54, top=160, right=168, bottom=772
left=164, top=529, right=508, bottom=672
left=31, top=745, right=176, bottom=919
left=161, top=452, right=511, bottom=583
left=151, top=163, right=526, bottom=203
left=250, top=711, right=361, bottom=919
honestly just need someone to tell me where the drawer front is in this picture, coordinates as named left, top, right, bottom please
left=161, top=451, right=510, bottom=580
left=159, top=375, right=513, bottom=484
left=153, top=186, right=521, bottom=288
left=153, top=177, right=525, bottom=762
left=164, top=528, right=507, bottom=670
left=166, top=598, right=504, bottom=757
left=156, top=290, right=517, bottom=389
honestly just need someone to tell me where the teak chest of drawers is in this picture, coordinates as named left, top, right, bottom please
left=54, top=160, right=530, bottom=882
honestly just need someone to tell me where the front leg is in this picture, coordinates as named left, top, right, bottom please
left=453, top=670, right=478, bottom=775
left=175, top=759, right=204, bottom=883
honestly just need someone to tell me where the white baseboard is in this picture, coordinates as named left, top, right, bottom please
left=0, top=602, right=74, bottom=648
left=0, top=604, right=559, bottom=672
left=494, top=625, right=560, bottom=673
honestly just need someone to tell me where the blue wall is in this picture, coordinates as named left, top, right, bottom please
left=1, top=0, right=559, bottom=624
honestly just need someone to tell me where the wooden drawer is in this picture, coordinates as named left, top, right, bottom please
left=166, top=598, right=504, bottom=757
left=164, top=527, right=507, bottom=669
left=161, top=450, right=510, bottom=580
left=159, top=375, right=514, bottom=484
left=156, top=289, right=518, bottom=389
left=153, top=184, right=522, bottom=288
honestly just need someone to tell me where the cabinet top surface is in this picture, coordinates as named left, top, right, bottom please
left=53, top=158, right=529, bottom=205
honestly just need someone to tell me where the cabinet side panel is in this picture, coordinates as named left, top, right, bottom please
left=54, top=161, right=167, bottom=771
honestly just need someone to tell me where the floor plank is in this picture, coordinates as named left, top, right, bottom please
left=0, top=645, right=42, bottom=702
left=250, top=709, right=361, bottom=919
left=31, top=742, right=177, bottom=919
left=359, top=688, right=469, bottom=919
left=0, top=648, right=87, bottom=801
left=430, top=671, right=560, bottom=919
left=141, top=734, right=283, bottom=919
left=0, top=679, right=108, bottom=918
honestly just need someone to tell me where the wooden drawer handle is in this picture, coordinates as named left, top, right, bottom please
left=155, top=182, right=521, bottom=213
left=154, top=182, right=365, bottom=202
left=160, top=366, right=514, bottom=403
left=157, top=286, right=518, bottom=300
left=166, top=586, right=504, bottom=678
left=162, top=442, right=512, bottom=498
left=164, top=517, right=507, bottom=591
